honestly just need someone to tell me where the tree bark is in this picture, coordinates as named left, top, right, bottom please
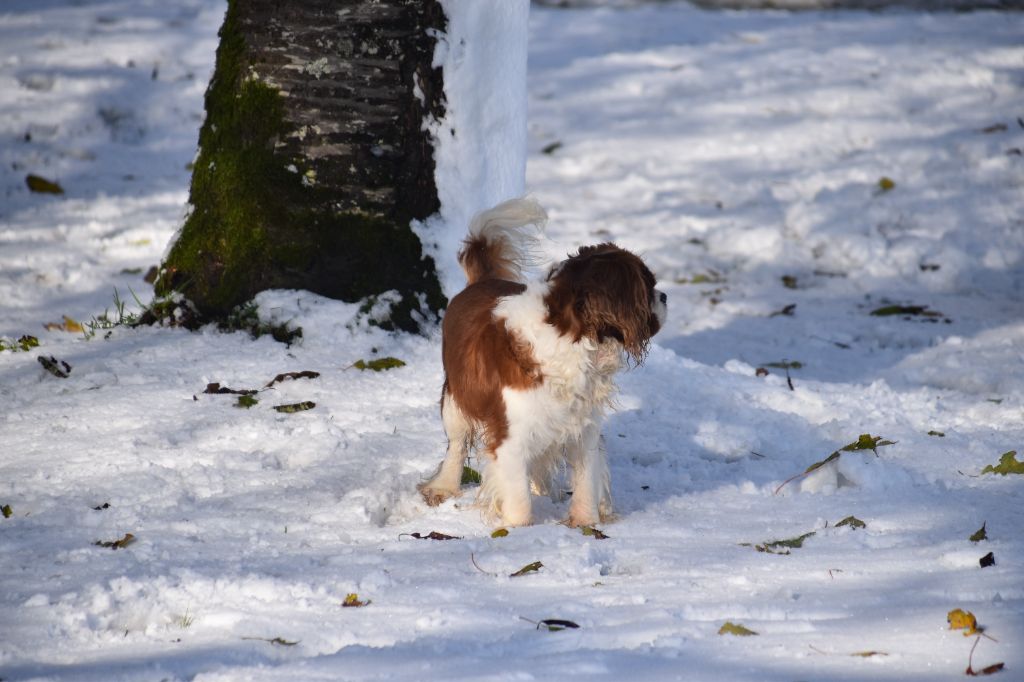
left=157, top=0, right=447, bottom=332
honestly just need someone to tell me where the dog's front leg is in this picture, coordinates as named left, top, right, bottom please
left=566, top=415, right=610, bottom=527
left=486, top=439, right=533, bottom=526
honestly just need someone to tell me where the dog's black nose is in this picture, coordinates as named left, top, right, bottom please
left=659, top=291, right=667, bottom=304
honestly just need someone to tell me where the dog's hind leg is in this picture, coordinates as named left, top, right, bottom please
left=418, top=390, right=473, bottom=506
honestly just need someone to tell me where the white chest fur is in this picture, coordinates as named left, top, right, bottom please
left=494, top=282, right=621, bottom=454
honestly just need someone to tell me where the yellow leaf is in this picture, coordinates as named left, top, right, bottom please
left=718, top=621, right=758, bottom=636
left=43, top=316, right=83, bottom=333
left=947, top=608, right=978, bottom=636
left=342, top=593, right=370, bottom=607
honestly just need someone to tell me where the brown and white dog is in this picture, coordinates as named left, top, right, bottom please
left=418, top=197, right=666, bottom=527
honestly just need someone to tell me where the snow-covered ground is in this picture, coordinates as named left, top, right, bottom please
left=2, top=1, right=1023, bottom=680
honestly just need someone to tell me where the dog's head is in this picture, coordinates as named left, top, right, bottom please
left=544, top=243, right=666, bottom=364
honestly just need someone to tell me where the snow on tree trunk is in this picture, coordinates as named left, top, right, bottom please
left=157, top=0, right=448, bottom=332
left=418, top=0, right=531, bottom=300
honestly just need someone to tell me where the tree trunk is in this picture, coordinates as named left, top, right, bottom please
left=157, top=0, right=447, bottom=332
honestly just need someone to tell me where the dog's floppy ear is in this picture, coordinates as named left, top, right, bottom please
left=545, top=243, right=658, bottom=364
left=576, top=278, right=651, bottom=364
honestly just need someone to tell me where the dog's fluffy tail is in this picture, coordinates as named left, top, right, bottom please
left=459, top=197, right=547, bottom=285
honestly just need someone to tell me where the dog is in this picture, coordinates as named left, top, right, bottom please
left=418, top=197, right=666, bottom=527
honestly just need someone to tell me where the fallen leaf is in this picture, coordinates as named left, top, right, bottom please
left=840, top=434, right=896, bottom=454
left=877, top=176, right=896, bottom=192
left=510, top=561, right=543, bottom=577
left=761, top=359, right=801, bottom=390
left=541, top=141, right=563, bottom=155
left=92, top=502, right=110, bottom=511
left=461, top=466, right=481, bottom=485
left=269, top=637, right=298, bottom=646
left=870, top=304, right=943, bottom=319
left=94, top=533, right=136, bottom=550
left=352, top=357, right=406, bottom=371
left=273, top=401, right=315, bottom=413
left=836, top=516, right=866, bottom=530
left=947, top=608, right=979, bottom=636
left=967, top=662, right=1006, bottom=676
left=43, top=316, right=83, bottom=333
left=928, top=430, right=946, bottom=437
left=675, top=271, right=725, bottom=285
left=1, top=504, right=12, bottom=518
left=18, top=335, right=40, bottom=351
left=61, top=316, right=83, bottom=332
left=851, top=651, right=888, bottom=658
left=755, top=531, right=816, bottom=554
left=969, top=522, right=987, bottom=543
left=581, top=526, right=609, bottom=540
left=981, top=451, right=1024, bottom=475
left=264, top=370, right=320, bottom=388
left=403, top=531, right=461, bottom=541
left=979, top=123, right=1008, bottom=134
left=342, top=593, right=370, bottom=608
left=781, top=275, right=798, bottom=289
left=490, top=528, right=509, bottom=538
left=236, top=395, right=258, bottom=409
left=38, top=355, right=71, bottom=378
left=763, top=360, right=803, bottom=370
left=536, top=619, right=579, bottom=631
left=979, top=552, right=995, bottom=568
left=26, top=174, right=64, bottom=194
left=718, top=621, right=758, bottom=636
left=204, top=383, right=257, bottom=396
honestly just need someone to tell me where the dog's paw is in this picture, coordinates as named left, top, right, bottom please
left=566, top=510, right=599, bottom=529
left=418, top=484, right=456, bottom=507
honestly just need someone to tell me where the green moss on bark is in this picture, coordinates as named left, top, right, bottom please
left=157, top=0, right=446, bottom=333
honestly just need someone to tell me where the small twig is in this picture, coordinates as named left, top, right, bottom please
left=470, top=552, right=498, bottom=577
left=774, top=451, right=841, bottom=495
left=774, top=469, right=811, bottom=496
left=241, top=636, right=299, bottom=646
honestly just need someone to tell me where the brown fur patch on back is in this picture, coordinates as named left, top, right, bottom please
left=442, top=279, right=542, bottom=453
